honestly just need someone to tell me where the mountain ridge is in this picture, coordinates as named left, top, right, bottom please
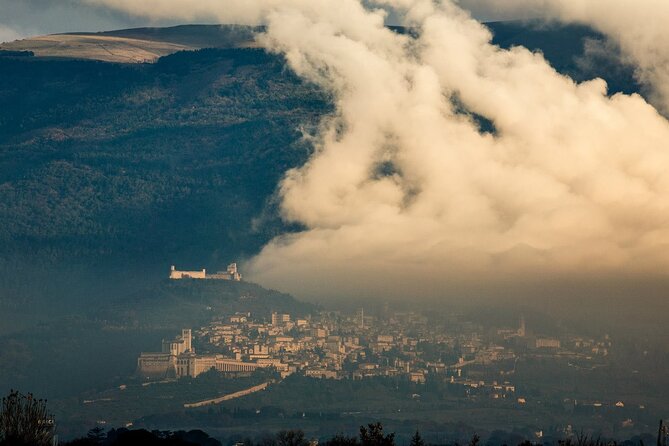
left=0, top=25, right=260, bottom=62
left=0, top=21, right=638, bottom=309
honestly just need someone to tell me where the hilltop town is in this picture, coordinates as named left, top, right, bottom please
left=137, top=305, right=621, bottom=411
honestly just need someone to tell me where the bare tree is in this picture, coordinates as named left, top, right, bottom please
left=0, top=389, right=55, bottom=446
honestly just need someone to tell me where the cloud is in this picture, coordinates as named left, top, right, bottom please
left=457, top=0, right=669, bottom=115
left=0, top=24, right=24, bottom=43
left=79, top=0, right=669, bottom=299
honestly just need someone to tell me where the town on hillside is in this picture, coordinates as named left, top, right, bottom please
left=137, top=305, right=620, bottom=410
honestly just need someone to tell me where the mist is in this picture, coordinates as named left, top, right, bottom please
left=75, top=0, right=669, bottom=301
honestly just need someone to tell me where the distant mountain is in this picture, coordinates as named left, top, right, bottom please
left=87, top=24, right=260, bottom=49
left=486, top=21, right=639, bottom=95
left=0, top=22, right=638, bottom=310
left=0, top=33, right=192, bottom=63
left=0, top=25, right=260, bottom=63
left=0, top=45, right=329, bottom=310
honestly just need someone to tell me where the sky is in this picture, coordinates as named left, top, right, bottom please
left=0, top=0, right=192, bottom=42
left=4, top=0, right=669, bottom=301
left=0, top=0, right=505, bottom=42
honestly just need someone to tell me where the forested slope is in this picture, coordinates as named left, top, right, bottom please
left=0, top=23, right=637, bottom=307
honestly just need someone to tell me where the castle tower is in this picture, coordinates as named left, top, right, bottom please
left=182, top=329, right=192, bottom=352
left=227, top=263, right=242, bottom=281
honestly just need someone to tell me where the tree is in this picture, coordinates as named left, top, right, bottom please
left=87, top=426, right=106, bottom=444
left=314, top=346, right=326, bottom=360
left=659, top=420, right=667, bottom=446
left=410, top=431, right=425, bottom=446
left=325, top=434, right=359, bottom=446
left=65, top=428, right=222, bottom=445
left=359, top=423, right=395, bottom=446
left=0, top=390, right=55, bottom=446
left=276, top=429, right=309, bottom=446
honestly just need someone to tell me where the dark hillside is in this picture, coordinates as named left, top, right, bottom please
left=0, top=47, right=329, bottom=309
left=88, top=24, right=259, bottom=48
left=0, top=23, right=639, bottom=310
left=487, top=21, right=639, bottom=95
left=0, top=277, right=314, bottom=398
left=102, top=278, right=316, bottom=328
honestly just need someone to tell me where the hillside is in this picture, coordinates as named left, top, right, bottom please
left=0, top=33, right=192, bottom=63
left=89, top=24, right=259, bottom=49
left=102, top=278, right=316, bottom=328
left=0, top=25, right=260, bottom=63
left=0, top=277, right=314, bottom=398
left=0, top=22, right=638, bottom=311
left=0, top=45, right=329, bottom=310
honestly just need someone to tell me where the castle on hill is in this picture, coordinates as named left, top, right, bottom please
left=169, top=263, right=242, bottom=281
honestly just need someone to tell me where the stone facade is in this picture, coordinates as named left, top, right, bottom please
left=169, top=263, right=242, bottom=281
left=137, top=328, right=271, bottom=379
left=169, top=266, right=206, bottom=279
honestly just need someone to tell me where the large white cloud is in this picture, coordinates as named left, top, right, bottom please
left=0, top=24, right=23, bottom=43
left=82, top=0, right=669, bottom=299
left=458, top=0, right=669, bottom=114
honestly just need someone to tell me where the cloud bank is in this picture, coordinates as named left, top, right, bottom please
left=84, top=0, right=669, bottom=299
left=458, top=0, right=669, bottom=114
left=0, top=24, right=24, bottom=43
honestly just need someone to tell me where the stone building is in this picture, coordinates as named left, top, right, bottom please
left=169, top=266, right=206, bottom=280
left=137, top=328, right=273, bottom=379
left=136, top=329, right=193, bottom=378
left=169, top=263, right=242, bottom=281
left=206, top=263, right=242, bottom=281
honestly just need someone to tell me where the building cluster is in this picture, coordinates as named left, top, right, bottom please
left=137, top=306, right=611, bottom=402
left=169, top=263, right=242, bottom=281
left=495, top=316, right=611, bottom=358
left=137, top=329, right=273, bottom=379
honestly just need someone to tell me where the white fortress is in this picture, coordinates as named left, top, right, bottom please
left=169, top=263, right=242, bottom=281
left=137, top=328, right=273, bottom=379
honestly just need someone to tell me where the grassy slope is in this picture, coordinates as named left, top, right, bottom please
left=0, top=25, right=260, bottom=63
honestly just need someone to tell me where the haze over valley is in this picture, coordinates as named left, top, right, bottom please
left=1, top=1, right=669, bottom=444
